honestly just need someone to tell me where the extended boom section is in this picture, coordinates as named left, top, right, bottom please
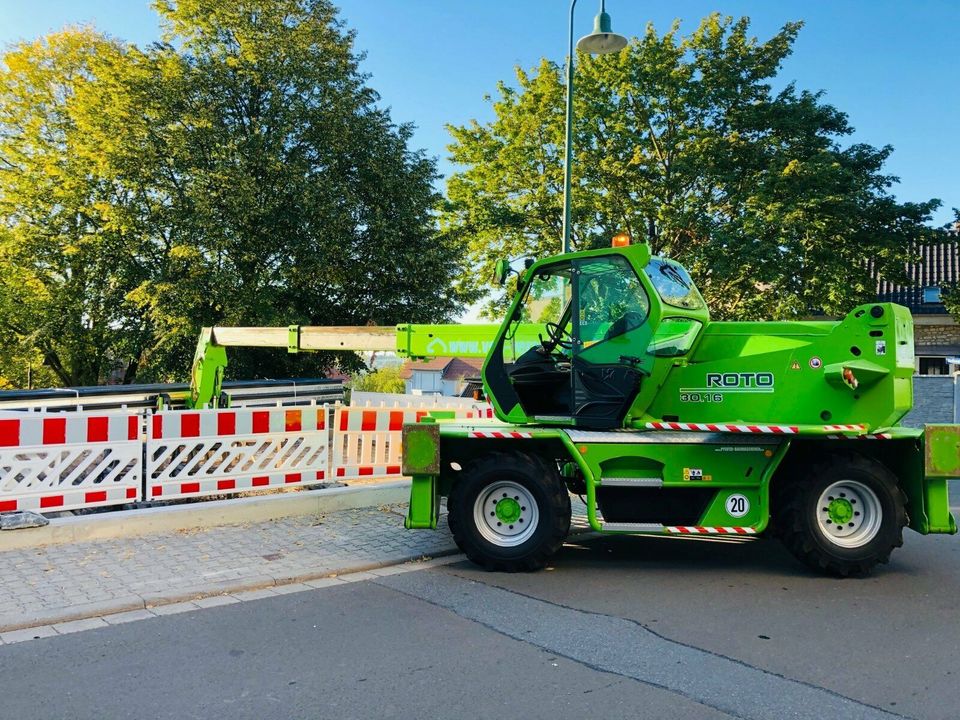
left=189, top=323, right=546, bottom=408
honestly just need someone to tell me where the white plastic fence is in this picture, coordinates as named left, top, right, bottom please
left=146, top=404, right=329, bottom=500
left=0, top=411, right=141, bottom=513
left=332, top=406, right=426, bottom=480
left=0, top=398, right=497, bottom=514
left=332, top=401, right=494, bottom=481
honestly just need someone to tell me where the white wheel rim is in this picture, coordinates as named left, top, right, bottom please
left=473, top=480, right=539, bottom=547
left=815, top=480, right=883, bottom=548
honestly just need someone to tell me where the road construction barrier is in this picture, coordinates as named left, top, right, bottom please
left=0, top=398, right=497, bottom=514
left=332, top=402, right=495, bottom=480
left=332, top=406, right=427, bottom=480
left=146, top=404, right=329, bottom=500
left=0, top=411, right=141, bottom=513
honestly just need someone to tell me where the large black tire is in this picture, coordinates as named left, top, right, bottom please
left=448, top=451, right=571, bottom=572
left=776, top=453, right=906, bottom=577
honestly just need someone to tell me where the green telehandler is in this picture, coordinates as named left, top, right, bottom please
left=189, top=235, right=957, bottom=576
left=399, top=235, right=958, bottom=576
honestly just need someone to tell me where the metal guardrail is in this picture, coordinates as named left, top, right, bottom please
left=0, top=378, right=344, bottom=413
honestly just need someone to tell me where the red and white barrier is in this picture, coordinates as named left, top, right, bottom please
left=0, top=411, right=142, bottom=513
left=332, top=403, right=495, bottom=480
left=332, top=407, right=426, bottom=480
left=146, top=405, right=329, bottom=500
left=0, top=398, right=496, bottom=516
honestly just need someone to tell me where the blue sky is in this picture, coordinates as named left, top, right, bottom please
left=1, top=0, right=957, bottom=225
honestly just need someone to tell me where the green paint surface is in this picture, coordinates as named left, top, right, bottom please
left=925, top=425, right=960, bottom=477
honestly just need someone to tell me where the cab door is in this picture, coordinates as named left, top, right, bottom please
left=572, top=255, right=653, bottom=428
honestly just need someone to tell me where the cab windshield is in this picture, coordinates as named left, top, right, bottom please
left=645, top=258, right=705, bottom=310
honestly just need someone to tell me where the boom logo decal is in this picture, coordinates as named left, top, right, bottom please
left=705, top=372, right=774, bottom=389
left=680, top=372, right=775, bottom=399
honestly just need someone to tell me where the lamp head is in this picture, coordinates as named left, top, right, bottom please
left=576, top=10, right=628, bottom=54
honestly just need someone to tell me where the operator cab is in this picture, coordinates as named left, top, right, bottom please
left=484, top=239, right=707, bottom=429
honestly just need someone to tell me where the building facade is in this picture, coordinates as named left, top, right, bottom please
left=875, top=239, right=959, bottom=375
left=399, top=357, right=483, bottom=397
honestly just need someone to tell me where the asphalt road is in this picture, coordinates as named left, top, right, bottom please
left=3, top=518, right=959, bottom=720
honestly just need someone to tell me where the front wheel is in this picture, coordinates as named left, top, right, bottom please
left=448, top=451, right=570, bottom=572
left=776, top=453, right=906, bottom=577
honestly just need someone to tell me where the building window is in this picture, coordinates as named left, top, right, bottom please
left=922, top=286, right=941, bottom=304
left=918, top=357, right=950, bottom=376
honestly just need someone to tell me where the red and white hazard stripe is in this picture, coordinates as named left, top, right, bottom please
left=0, top=412, right=138, bottom=446
left=646, top=421, right=797, bottom=435
left=337, top=407, right=428, bottom=433
left=665, top=526, right=757, bottom=535
left=148, top=469, right=326, bottom=500
left=825, top=433, right=893, bottom=440
left=335, top=464, right=402, bottom=479
left=470, top=430, right=533, bottom=439
left=152, top=406, right=325, bottom=440
left=0, top=485, right=138, bottom=513
left=822, top=424, right=866, bottom=432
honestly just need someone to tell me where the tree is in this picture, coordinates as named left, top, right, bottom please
left=0, top=1, right=471, bottom=387
left=0, top=30, right=154, bottom=386
left=351, top=366, right=406, bottom=394
left=444, top=15, right=943, bottom=319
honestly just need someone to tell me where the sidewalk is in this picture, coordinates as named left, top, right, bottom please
left=0, top=498, right=591, bottom=636
left=0, top=503, right=457, bottom=635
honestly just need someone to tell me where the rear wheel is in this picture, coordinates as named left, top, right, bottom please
left=777, top=453, right=906, bottom=577
left=448, top=451, right=570, bottom=571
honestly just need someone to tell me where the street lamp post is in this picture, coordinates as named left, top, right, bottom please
left=562, top=0, right=628, bottom=254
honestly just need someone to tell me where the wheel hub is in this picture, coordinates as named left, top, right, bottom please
left=472, top=480, right=540, bottom=547
left=815, top=479, right=882, bottom=549
left=495, top=497, right=521, bottom=524
left=827, top=497, right=854, bottom=524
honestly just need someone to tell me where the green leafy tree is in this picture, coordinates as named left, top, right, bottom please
left=445, top=15, right=942, bottom=319
left=351, top=366, right=406, bottom=394
left=0, top=31, right=154, bottom=386
left=0, top=1, right=471, bottom=388
left=120, top=0, right=471, bottom=381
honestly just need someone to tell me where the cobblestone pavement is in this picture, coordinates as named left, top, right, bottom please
left=0, top=504, right=456, bottom=633
left=0, top=499, right=590, bottom=634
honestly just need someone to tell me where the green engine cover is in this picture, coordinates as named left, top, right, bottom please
left=645, top=303, right=915, bottom=430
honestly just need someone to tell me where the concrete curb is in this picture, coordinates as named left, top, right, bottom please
left=0, top=546, right=462, bottom=634
left=0, top=481, right=412, bottom=551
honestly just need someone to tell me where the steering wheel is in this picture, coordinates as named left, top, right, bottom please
left=542, top=321, right=574, bottom=351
